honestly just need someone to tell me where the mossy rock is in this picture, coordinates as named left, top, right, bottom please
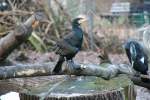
left=20, top=75, right=134, bottom=100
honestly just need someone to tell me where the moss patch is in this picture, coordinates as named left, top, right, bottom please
left=23, top=74, right=133, bottom=99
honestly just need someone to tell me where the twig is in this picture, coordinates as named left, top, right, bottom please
left=0, top=10, right=33, bottom=16
left=7, top=0, right=16, bottom=10
left=44, top=22, right=52, bottom=34
left=54, top=0, right=71, bottom=23
left=18, top=0, right=27, bottom=8
left=43, top=0, right=60, bottom=39
left=83, top=36, right=90, bottom=49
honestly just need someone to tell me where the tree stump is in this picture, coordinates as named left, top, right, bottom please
left=19, top=75, right=134, bottom=100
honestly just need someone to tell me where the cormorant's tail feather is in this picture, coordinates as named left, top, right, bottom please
left=53, top=56, right=64, bottom=73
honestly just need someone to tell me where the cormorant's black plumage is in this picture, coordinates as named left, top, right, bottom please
left=0, top=1, right=8, bottom=11
left=124, top=40, right=149, bottom=82
left=53, top=18, right=84, bottom=73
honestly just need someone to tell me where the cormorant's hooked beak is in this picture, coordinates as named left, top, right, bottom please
left=77, top=15, right=87, bottom=24
left=79, top=18, right=87, bottom=24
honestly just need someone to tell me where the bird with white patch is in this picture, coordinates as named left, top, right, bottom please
left=124, top=40, right=149, bottom=83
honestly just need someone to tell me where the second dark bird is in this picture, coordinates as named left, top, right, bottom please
left=124, top=40, right=149, bottom=82
left=0, top=1, right=9, bottom=11
left=53, top=16, right=87, bottom=73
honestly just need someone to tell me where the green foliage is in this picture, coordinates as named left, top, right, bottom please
left=28, top=32, right=47, bottom=52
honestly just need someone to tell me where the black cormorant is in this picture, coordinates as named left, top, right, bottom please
left=53, top=16, right=87, bottom=73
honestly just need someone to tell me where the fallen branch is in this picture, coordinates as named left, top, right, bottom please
left=0, top=61, right=127, bottom=80
left=0, top=62, right=55, bottom=79
left=0, top=12, right=47, bottom=61
left=0, top=61, right=149, bottom=89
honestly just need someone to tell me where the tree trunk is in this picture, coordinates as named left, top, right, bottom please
left=19, top=75, right=134, bottom=100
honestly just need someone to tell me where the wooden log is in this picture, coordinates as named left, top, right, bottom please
left=0, top=12, right=47, bottom=61
left=0, top=60, right=149, bottom=89
left=0, top=62, right=121, bottom=80
left=0, top=62, right=55, bottom=79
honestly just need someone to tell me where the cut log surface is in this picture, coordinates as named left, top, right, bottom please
left=19, top=75, right=134, bottom=100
